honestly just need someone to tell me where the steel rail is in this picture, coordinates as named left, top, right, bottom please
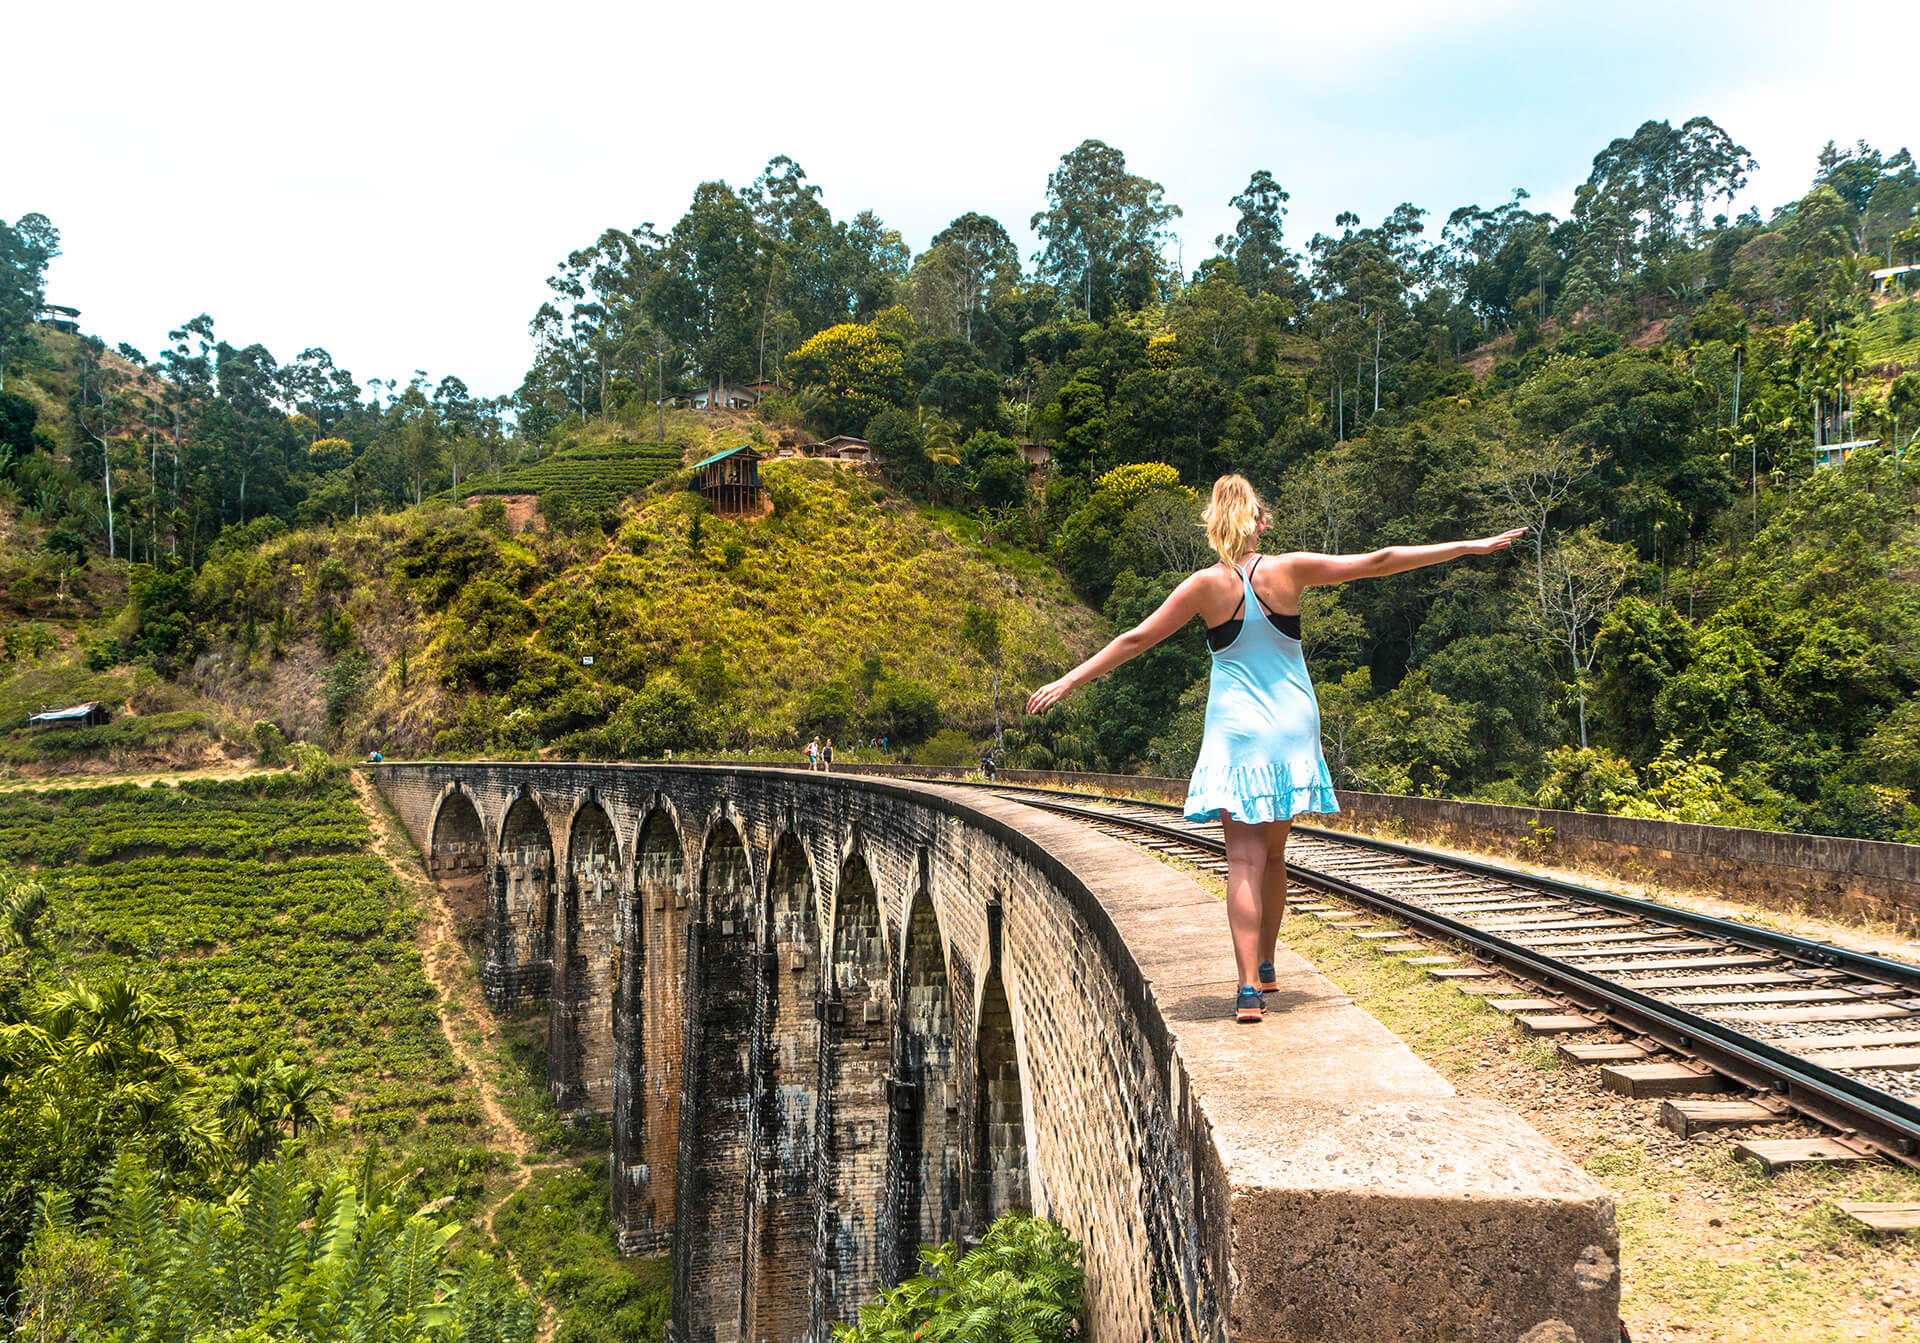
left=981, top=784, right=1920, bottom=1168
left=967, top=780, right=1920, bottom=993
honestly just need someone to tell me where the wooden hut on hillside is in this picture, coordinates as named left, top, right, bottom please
left=28, top=701, right=109, bottom=730
left=691, top=444, right=767, bottom=516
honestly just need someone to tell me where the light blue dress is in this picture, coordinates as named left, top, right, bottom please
left=1183, top=559, right=1341, bottom=825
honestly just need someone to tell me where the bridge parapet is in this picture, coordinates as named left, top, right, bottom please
left=371, top=762, right=1618, bottom=1343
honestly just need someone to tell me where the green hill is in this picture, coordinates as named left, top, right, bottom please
left=68, top=459, right=1104, bottom=763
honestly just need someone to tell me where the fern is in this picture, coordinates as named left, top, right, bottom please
left=18, top=1158, right=533, bottom=1342
left=835, top=1212, right=1085, bottom=1343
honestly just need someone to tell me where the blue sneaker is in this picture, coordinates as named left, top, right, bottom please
left=1235, top=985, right=1265, bottom=1023
left=1258, top=961, right=1279, bottom=993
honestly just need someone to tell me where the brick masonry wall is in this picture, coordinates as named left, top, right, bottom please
left=371, top=763, right=1229, bottom=1342
left=1323, top=790, right=1920, bottom=933
left=370, top=763, right=1619, bottom=1343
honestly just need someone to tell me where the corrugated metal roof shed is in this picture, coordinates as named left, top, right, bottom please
left=689, top=443, right=759, bottom=472
left=27, top=702, right=108, bottom=726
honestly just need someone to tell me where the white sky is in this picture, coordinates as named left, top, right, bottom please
left=11, top=0, right=1913, bottom=398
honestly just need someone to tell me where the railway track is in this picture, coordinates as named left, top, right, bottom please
left=976, top=781, right=1920, bottom=1181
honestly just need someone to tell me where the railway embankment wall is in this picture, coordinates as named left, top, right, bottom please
left=370, top=762, right=1618, bottom=1343
left=1322, top=791, right=1920, bottom=933
left=824, top=766, right=1920, bottom=934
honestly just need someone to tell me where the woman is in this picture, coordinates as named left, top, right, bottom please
left=1027, top=475, right=1523, bottom=1023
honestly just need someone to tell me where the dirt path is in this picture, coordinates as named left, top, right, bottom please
left=0, top=764, right=285, bottom=791
left=351, top=773, right=565, bottom=1335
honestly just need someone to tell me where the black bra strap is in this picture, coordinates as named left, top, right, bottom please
left=1245, top=554, right=1282, bottom=619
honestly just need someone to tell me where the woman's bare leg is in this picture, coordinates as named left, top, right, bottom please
left=1221, top=816, right=1280, bottom=987
left=1259, top=821, right=1291, bottom=969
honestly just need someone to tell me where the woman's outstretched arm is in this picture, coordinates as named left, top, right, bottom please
left=1287, top=528, right=1526, bottom=587
left=1025, top=573, right=1210, bottom=714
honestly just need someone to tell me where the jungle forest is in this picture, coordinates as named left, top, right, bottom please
left=5, top=119, right=1920, bottom=851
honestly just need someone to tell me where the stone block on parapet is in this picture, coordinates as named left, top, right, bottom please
left=1161, top=959, right=1616, bottom=1343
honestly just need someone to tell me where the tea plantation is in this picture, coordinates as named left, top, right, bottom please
left=0, top=771, right=471, bottom=1135
left=456, top=439, right=687, bottom=515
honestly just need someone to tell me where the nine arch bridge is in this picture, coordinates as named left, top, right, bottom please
left=372, top=761, right=1619, bottom=1343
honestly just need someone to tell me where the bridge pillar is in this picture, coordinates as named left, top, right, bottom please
left=555, top=799, right=620, bottom=1112
left=487, top=795, right=555, bottom=1007
left=969, top=965, right=1030, bottom=1226
left=742, top=831, right=820, bottom=1343
left=427, top=788, right=488, bottom=936
left=886, top=873, right=960, bottom=1281
left=811, top=849, right=894, bottom=1338
left=614, top=807, right=687, bottom=1255
left=673, top=819, right=758, bottom=1343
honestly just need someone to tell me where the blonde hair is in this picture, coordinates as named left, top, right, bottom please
left=1203, top=474, right=1265, bottom=564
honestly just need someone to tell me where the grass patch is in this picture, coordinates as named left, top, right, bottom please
left=492, top=1161, right=672, bottom=1342
left=546, top=461, right=1101, bottom=745
left=0, top=658, right=139, bottom=727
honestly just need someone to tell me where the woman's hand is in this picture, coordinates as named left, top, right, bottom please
left=1026, top=678, right=1073, bottom=714
left=1465, top=526, right=1528, bottom=555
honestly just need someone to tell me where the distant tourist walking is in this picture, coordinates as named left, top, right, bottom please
left=807, top=736, right=820, bottom=771
left=822, top=738, right=835, bottom=773
left=1027, top=474, right=1521, bottom=1023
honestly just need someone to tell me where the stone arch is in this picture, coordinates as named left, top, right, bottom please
left=743, top=831, right=820, bottom=1343
left=428, top=787, right=489, bottom=936
left=486, top=794, right=555, bottom=1007
left=972, top=968, right=1031, bottom=1225
left=553, top=798, right=619, bottom=1111
left=889, top=880, right=960, bottom=1278
left=614, top=804, right=687, bottom=1254
left=673, top=818, right=757, bottom=1343
left=813, top=848, right=892, bottom=1336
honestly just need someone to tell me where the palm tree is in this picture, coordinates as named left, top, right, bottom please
left=271, top=1062, right=336, bottom=1141
left=0, top=875, right=49, bottom=954
left=1889, top=372, right=1920, bottom=487
left=212, top=1049, right=288, bottom=1167
left=918, top=408, right=962, bottom=507
left=37, top=975, right=193, bottom=1081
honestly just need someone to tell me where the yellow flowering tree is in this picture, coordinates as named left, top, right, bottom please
left=785, top=322, right=912, bottom=435
left=1093, top=461, right=1191, bottom=507
left=307, top=437, right=353, bottom=472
